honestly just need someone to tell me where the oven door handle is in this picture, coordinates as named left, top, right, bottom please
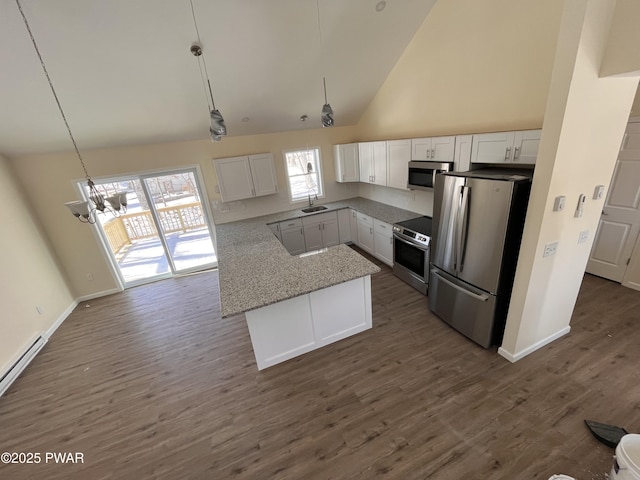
left=394, top=234, right=427, bottom=249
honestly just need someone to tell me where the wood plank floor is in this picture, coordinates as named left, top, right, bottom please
left=1, top=252, right=639, bottom=480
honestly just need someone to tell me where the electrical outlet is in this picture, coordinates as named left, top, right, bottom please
left=86, top=273, right=94, bottom=281
left=578, top=230, right=589, bottom=244
left=543, top=241, right=558, bottom=257
left=36, top=306, right=43, bottom=315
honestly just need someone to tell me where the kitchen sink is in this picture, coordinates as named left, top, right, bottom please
left=301, top=205, right=328, bottom=213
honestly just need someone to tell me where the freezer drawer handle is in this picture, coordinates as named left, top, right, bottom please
left=432, top=270, right=489, bottom=302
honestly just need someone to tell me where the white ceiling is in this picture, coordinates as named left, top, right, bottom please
left=0, top=0, right=436, bottom=157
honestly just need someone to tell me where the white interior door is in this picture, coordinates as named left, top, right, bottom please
left=587, top=121, right=640, bottom=282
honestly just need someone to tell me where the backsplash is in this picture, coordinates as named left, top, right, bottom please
left=211, top=182, right=360, bottom=224
left=358, top=183, right=434, bottom=217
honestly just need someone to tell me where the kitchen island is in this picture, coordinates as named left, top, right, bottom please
left=215, top=197, right=419, bottom=369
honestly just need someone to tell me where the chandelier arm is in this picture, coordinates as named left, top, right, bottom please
left=15, top=0, right=90, bottom=181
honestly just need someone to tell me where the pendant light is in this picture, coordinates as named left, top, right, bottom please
left=316, top=0, right=334, bottom=127
left=15, top=0, right=127, bottom=224
left=190, top=0, right=227, bottom=142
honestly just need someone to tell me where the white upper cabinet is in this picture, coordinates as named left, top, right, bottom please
left=387, top=139, right=411, bottom=190
left=471, top=129, right=541, bottom=165
left=513, top=130, right=541, bottom=164
left=249, top=154, right=278, bottom=196
left=411, top=136, right=455, bottom=162
left=454, top=135, right=473, bottom=172
left=334, top=144, right=359, bottom=183
left=358, top=141, right=387, bottom=186
left=214, top=153, right=278, bottom=202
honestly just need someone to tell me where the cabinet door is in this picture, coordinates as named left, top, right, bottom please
left=373, top=220, right=393, bottom=266
left=454, top=135, right=473, bottom=172
left=322, top=218, right=340, bottom=247
left=335, top=144, right=359, bottom=182
left=303, top=223, right=323, bottom=252
left=268, top=223, right=281, bottom=241
left=337, top=209, right=352, bottom=244
left=350, top=209, right=359, bottom=245
left=431, top=136, right=456, bottom=162
left=356, top=220, right=374, bottom=255
left=372, top=141, right=387, bottom=186
left=213, top=156, right=254, bottom=202
left=387, top=140, right=410, bottom=190
left=281, top=226, right=306, bottom=255
left=358, top=143, right=373, bottom=183
left=411, top=138, right=432, bottom=160
left=471, top=132, right=515, bottom=164
left=513, top=130, right=541, bottom=164
left=249, top=154, right=278, bottom=196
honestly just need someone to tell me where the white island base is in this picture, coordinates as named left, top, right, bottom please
left=245, top=276, right=372, bottom=370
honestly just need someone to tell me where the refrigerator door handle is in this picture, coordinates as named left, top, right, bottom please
left=459, top=185, right=470, bottom=272
left=432, top=270, right=489, bottom=302
left=454, top=185, right=464, bottom=273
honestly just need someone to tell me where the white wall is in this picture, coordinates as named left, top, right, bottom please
left=0, top=154, right=74, bottom=375
left=500, top=0, right=640, bottom=360
left=9, top=126, right=361, bottom=298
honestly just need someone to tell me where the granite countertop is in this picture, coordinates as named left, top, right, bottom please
left=216, top=197, right=421, bottom=317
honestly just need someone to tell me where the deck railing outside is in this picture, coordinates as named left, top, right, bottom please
left=103, top=202, right=207, bottom=255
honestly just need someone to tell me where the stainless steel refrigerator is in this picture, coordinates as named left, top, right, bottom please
left=428, top=170, right=532, bottom=348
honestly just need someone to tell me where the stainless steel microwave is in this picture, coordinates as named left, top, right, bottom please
left=407, top=161, right=453, bottom=191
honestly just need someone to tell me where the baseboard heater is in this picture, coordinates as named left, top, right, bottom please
left=0, top=335, right=46, bottom=397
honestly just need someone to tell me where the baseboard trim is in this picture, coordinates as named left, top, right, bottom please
left=498, top=326, right=571, bottom=363
left=76, top=288, right=120, bottom=303
left=44, top=300, right=79, bottom=340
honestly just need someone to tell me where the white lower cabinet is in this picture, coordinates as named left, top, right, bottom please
left=302, top=211, right=339, bottom=251
left=373, top=219, right=393, bottom=266
left=350, top=209, right=359, bottom=245
left=337, top=208, right=352, bottom=244
left=356, top=212, right=374, bottom=255
left=268, top=223, right=281, bottom=241
left=279, top=218, right=305, bottom=255
left=273, top=208, right=394, bottom=264
left=245, top=276, right=372, bottom=370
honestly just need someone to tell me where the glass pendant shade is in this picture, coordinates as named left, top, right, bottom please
left=65, top=201, right=91, bottom=221
left=321, top=103, right=334, bottom=127
left=209, top=109, right=227, bottom=142
left=105, top=191, right=129, bottom=212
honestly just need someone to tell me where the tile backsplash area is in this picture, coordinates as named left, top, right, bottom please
left=358, top=183, right=434, bottom=217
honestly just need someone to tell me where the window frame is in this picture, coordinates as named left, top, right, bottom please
left=282, top=146, right=325, bottom=204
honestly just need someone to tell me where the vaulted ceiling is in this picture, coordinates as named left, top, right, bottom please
left=0, top=0, right=436, bottom=157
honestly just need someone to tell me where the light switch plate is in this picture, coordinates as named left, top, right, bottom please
left=553, top=196, right=566, bottom=212
left=593, top=185, right=605, bottom=200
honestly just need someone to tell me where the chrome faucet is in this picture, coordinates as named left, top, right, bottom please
left=308, top=193, right=317, bottom=206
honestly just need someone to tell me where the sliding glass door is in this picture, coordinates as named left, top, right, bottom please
left=88, top=168, right=216, bottom=287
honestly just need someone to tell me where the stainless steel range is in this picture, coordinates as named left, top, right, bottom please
left=392, top=216, right=432, bottom=295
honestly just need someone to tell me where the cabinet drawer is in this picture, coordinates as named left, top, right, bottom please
left=280, top=218, right=303, bottom=229
left=356, top=212, right=373, bottom=225
left=302, top=211, right=336, bottom=226
left=374, top=219, right=392, bottom=234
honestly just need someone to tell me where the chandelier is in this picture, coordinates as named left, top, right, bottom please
left=15, top=0, right=127, bottom=224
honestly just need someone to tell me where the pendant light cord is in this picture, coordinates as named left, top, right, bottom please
left=189, top=0, right=217, bottom=111
left=16, top=0, right=90, bottom=180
